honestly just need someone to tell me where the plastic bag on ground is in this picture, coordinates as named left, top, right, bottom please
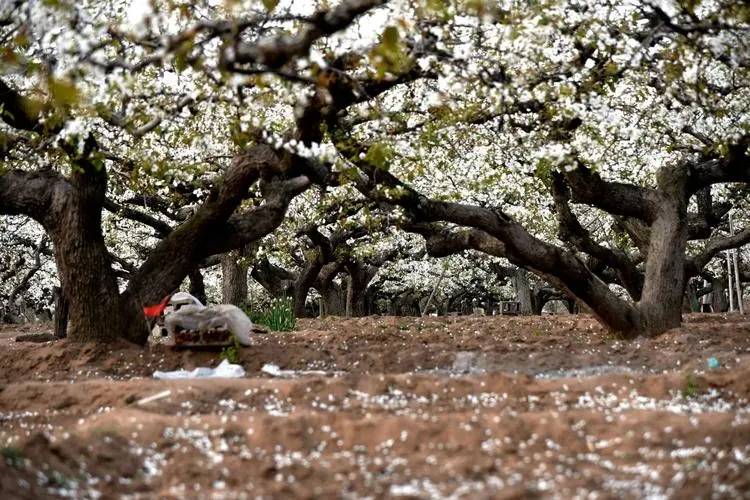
left=153, top=359, right=246, bottom=379
left=165, top=304, right=255, bottom=346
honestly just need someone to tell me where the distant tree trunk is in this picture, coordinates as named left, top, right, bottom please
left=53, top=286, right=69, bottom=339
left=513, top=268, right=533, bottom=314
left=531, top=284, right=546, bottom=315
left=317, top=263, right=344, bottom=317
left=564, top=298, right=578, bottom=314
left=319, top=284, right=345, bottom=316
left=397, top=292, right=421, bottom=316
left=221, top=251, right=249, bottom=306
left=345, top=263, right=374, bottom=317
left=189, top=269, right=208, bottom=305
left=711, top=277, right=728, bottom=312
left=685, top=280, right=700, bottom=313
left=293, top=261, right=323, bottom=318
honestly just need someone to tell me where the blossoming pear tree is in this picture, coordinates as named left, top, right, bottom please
left=1, top=0, right=749, bottom=342
left=0, top=0, right=403, bottom=342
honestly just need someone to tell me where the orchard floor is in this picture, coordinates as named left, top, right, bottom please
left=1, top=314, right=750, bottom=499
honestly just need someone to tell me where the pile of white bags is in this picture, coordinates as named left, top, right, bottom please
left=165, top=303, right=255, bottom=346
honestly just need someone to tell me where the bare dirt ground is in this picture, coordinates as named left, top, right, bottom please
left=1, top=314, right=749, bottom=499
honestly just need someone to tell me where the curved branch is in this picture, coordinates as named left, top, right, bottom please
left=0, top=169, right=64, bottom=226
left=0, top=79, right=45, bottom=132
left=552, top=174, right=644, bottom=299
left=103, top=198, right=173, bottom=237
left=688, top=226, right=750, bottom=275
left=232, top=0, right=387, bottom=69
left=125, top=145, right=297, bottom=303
left=8, top=237, right=47, bottom=304
left=403, top=222, right=507, bottom=259
left=352, top=159, right=641, bottom=334
left=687, top=137, right=750, bottom=192
left=563, top=163, right=660, bottom=223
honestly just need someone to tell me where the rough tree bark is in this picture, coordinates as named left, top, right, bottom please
left=188, top=269, right=208, bottom=305
left=221, top=247, right=252, bottom=306
left=318, top=263, right=345, bottom=317
left=711, top=277, right=729, bottom=312
left=636, top=168, right=689, bottom=333
left=513, top=268, right=533, bottom=314
left=345, top=261, right=379, bottom=317
left=53, top=286, right=69, bottom=339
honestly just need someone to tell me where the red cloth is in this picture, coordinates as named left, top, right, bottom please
left=143, top=295, right=170, bottom=318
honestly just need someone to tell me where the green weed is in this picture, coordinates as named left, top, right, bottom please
left=246, top=297, right=296, bottom=332
left=1, top=446, right=24, bottom=468
left=220, top=337, right=241, bottom=363
left=682, top=373, right=700, bottom=398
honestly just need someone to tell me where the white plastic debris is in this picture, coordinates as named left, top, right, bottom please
left=153, top=359, right=246, bottom=379
left=261, top=363, right=285, bottom=377
left=260, top=363, right=338, bottom=378
left=136, top=390, right=172, bottom=405
left=165, top=304, right=255, bottom=346
left=169, top=291, right=204, bottom=309
left=150, top=292, right=205, bottom=342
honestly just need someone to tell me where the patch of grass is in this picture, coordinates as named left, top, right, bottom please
left=46, top=470, right=68, bottom=487
left=602, top=332, right=618, bottom=341
left=1, top=446, right=24, bottom=468
left=219, top=337, right=241, bottom=364
left=246, top=297, right=296, bottom=332
left=682, top=373, right=700, bottom=398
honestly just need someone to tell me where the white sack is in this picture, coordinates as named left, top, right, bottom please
left=165, top=304, right=255, bottom=346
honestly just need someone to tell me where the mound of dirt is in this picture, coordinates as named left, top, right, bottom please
left=1, top=314, right=749, bottom=498
left=1, top=313, right=749, bottom=384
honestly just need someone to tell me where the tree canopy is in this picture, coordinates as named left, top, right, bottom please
left=1, top=0, right=749, bottom=341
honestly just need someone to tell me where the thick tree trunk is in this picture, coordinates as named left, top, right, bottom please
left=51, top=214, right=146, bottom=343
left=321, top=278, right=346, bottom=317
left=345, top=263, right=373, bottom=317
left=345, top=276, right=368, bottom=317
left=189, top=269, right=208, bottom=305
left=48, top=158, right=147, bottom=344
left=2, top=168, right=146, bottom=343
left=317, top=263, right=344, bottom=317
left=513, top=268, right=533, bottom=314
left=531, top=285, right=549, bottom=315
left=53, top=286, right=69, bottom=339
left=711, top=278, right=728, bottom=312
left=637, top=171, right=689, bottom=334
left=685, top=280, right=700, bottom=313
left=293, top=262, right=323, bottom=318
left=221, top=252, right=249, bottom=306
left=319, top=283, right=345, bottom=316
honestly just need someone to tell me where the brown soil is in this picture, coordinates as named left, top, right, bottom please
left=1, top=314, right=749, bottom=499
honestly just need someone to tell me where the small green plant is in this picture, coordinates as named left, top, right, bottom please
left=682, top=373, right=700, bottom=398
left=1, top=446, right=24, bottom=468
left=246, top=297, right=296, bottom=332
left=220, top=337, right=241, bottom=363
left=47, top=470, right=68, bottom=487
